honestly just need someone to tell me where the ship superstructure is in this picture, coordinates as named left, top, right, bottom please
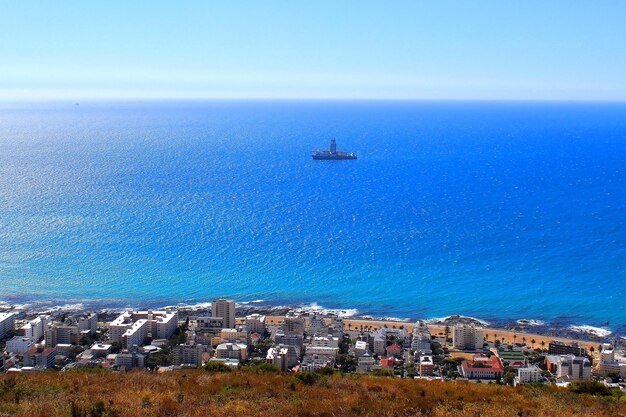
left=311, top=139, right=357, bottom=160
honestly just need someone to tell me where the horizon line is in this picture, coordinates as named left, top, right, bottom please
left=1, top=96, right=626, bottom=104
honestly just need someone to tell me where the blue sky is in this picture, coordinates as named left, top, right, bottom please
left=1, top=1, right=625, bottom=100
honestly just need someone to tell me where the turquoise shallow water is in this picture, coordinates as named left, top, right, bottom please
left=0, top=101, right=624, bottom=330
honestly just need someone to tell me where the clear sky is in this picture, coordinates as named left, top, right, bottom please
left=1, top=1, right=625, bottom=100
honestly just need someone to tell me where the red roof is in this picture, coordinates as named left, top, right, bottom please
left=380, top=357, right=395, bottom=368
left=386, top=344, right=402, bottom=353
left=462, top=355, right=504, bottom=373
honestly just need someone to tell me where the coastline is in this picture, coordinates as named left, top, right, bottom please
left=0, top=298, right=621, bottom=344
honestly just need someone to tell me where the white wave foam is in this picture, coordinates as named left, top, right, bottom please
left=568, top=325, right=612, bottom=338
left=294, top=303, right=358, bottom=318
left=379, top=317, right=411, bottom=322
left=517, top=319, right=545, bottom=326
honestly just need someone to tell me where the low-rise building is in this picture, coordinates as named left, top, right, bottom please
left=115, top=350, right=146, bottom=369
left=109, top=310, right=178, bottom=346
left=548, top=341, right=586, bottom=357
left=266, top=344, right=299, bottom=371
left=311, top=335, right=339, bottom=348
left=23, top=346, right=56, bottom=369
left=460, top=355, right=504, bottom=380
left=244, top=314, right=266, bottom=334
left=275, top=333, right=304, bottom=353
left=419, top=355, right=434, bottom=376
left=215, top=343, right=248, bottom=361
left=549, top=355, right=591, bottom=381
left=515, top=365, right=542, bottom=386
left=5, top=336, right=34, bottom=354
left=173, top=343, right=210, bottom=368
left=300, top=354, right=333, bottom=372
left=357, top=352, right=375, bottom=373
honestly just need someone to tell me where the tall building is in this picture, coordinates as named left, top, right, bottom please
left=452, top=324, right=483, bottom=350
left=0, top=312, right=16, bottom=339
left=20, top=315, right=51, bottom=342
left=212, top=299, right=236, bottom=329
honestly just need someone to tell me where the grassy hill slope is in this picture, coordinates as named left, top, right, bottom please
left=1, top=369, right=625, bottom=417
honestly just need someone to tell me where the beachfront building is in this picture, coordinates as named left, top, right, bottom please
left=19, top=315, right=51, bottom=342
left=411, top=320, right=431, bottom=352
left=215, top=343, right=248, bottom=361
left=548, top=341, right=586, bottom=357
left=212, top=299, right=236, bottom=329
left=460, top=355, right=504, bottom=380
left=244, top=314, right=266, bottom=334
left=173, top=343, right=210, bottom=368
left=0, top=312, right=16, bottom=339
left=5, top=336, right=35, bottom=354
left=453, top=324, right=483, bottom=350
left=514, top=365, right=542, bottom=386
left=109, top=310, right=178, bottom=347
left=266, top=344, right=299, bottom=371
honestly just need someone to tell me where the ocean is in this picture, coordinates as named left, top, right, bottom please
left=0, top=100, right=624, bottom=333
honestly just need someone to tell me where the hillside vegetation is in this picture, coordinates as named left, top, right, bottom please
left=1, top=369, right=625, bottom=417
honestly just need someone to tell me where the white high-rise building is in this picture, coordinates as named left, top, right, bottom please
left=452, top=324, right=483, bottom=350
left=0, top=312, right=16, bottom=339
left=20, top=315, right=51, bottom=342
left=212, top=299, right=236, bottom=329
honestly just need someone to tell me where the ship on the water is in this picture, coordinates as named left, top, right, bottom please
left=311, top=138, right=357, bottom=160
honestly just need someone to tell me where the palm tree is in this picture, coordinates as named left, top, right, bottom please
left=513, top=334, right=517, bottom=344
left=540, top=340, right=546, bottom=350
left=522, top=337, right=526, bottom=345
left=531, top=339, right=536, bottom=346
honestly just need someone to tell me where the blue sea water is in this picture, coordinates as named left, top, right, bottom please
left=0, top=100, right=624, bottom=330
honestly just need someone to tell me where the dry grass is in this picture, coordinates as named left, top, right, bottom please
left=0, top=369, right=624, bottom=417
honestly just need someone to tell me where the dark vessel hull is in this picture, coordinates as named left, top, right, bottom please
left=312, top=154, right=357, bottom=160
